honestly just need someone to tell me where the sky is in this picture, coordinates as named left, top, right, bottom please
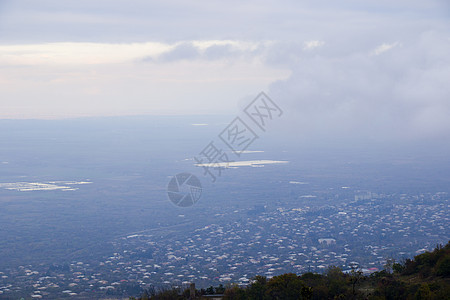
left=0, top=0, right=449, bottom=145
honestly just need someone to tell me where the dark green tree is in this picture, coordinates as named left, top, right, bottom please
left=247, top=275, right=267, bottom=300
left=265, top=273, right=305, bottom=300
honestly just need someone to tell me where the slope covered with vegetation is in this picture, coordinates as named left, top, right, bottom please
left=132, top=241, right=450, bottom=299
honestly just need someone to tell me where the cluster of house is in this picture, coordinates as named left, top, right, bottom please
left=0, top=191, right=447, bottom=298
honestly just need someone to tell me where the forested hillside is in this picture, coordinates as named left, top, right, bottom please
left=132, top=241, right=450, bottom=299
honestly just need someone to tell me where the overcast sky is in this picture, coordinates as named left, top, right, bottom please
left=0, top=0, right=449, bottom=144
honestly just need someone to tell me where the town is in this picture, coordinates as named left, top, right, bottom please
left=0, top=191, right=448, bottom=299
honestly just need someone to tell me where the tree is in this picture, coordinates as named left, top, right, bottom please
left=247, top=275, right=267, bottom=300
left=205, top=286, right=215, bottom=295
left=326, top=266, right=349, bottom=298
left=215, top=284, right=225, bottom=294
left=349, top=267, right=363, bottom=297
left=300, top=286, right=313, bottom=300
left=265, top=273, right=305, bottom=300
left=384, top=258, right=395, bottom=274
left=436, top=256, right=450, bottom=277
left=414, top=283, right=431, bottom=300
left=392, top=262, right=405, bottom=274
left=223, top=284, right=248, bottom=300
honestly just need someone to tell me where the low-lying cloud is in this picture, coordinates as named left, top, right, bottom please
left=269, top=31, right=450, bottom=144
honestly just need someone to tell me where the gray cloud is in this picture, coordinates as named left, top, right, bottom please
left=269, top=31, right=450, bottom=146
left=1, top=0, right=450, bottom=142
left=2, top=0, right=448, bottom=43
left=158, top=42, right=201, bottom=61
left=142, top=42, right=257, bottom=62
left=203, top=44, right=239, bottom=60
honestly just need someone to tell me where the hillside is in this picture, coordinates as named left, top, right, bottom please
left=132, top=241, right=450, bottom=299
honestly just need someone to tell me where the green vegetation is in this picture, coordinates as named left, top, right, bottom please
left=131, top=241, right=450, bottom=299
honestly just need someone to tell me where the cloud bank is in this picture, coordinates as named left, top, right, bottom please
left=0, top=0, right=449, bottom=148
left=269, top=31, right=450, bottom=144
